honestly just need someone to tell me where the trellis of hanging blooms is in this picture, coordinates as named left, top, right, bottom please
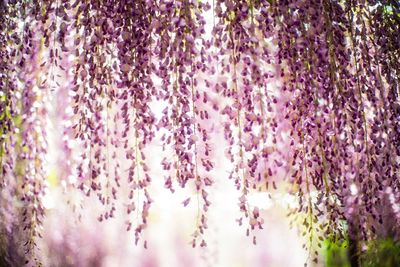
left=0, top=0, right=399, bottom=265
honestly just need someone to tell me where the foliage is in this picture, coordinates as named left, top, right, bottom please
left=324, top=238, right=350, bottom=267
left=360, top=239, right=400, bottom=267
left=324, top=238, right=400, bottom=267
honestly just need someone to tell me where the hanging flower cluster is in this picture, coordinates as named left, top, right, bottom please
left=0, top=0, right=55, bottom=265
left=273, top=0, right=400, bottom=262
left=0, top=0, right=399, bottom=265
left=212, top=0, right=286, bottom=244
